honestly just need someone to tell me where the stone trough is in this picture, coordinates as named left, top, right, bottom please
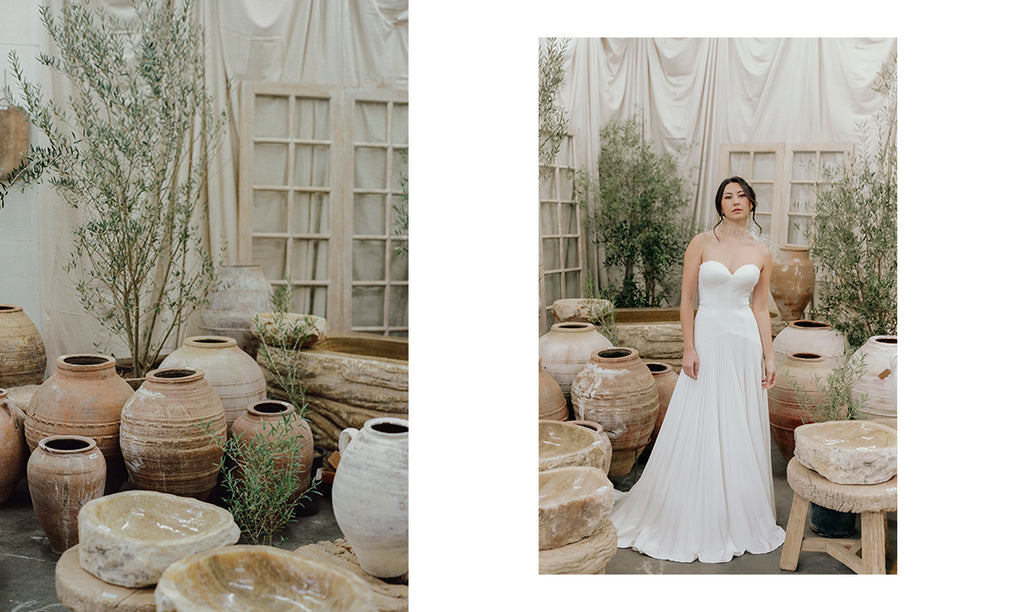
left=793, top=420, right=897, bottom=485
left=260, top=332, right=408, bottom=451
left=77, top=490, right=240, bottom=588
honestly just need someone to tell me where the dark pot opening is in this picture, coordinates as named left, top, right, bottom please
left=793, top=320, right=829, bottom=329
left=65, top=355, right=110, bottom=366
left=372, top=422, right=408, bottom=435
left=195, top=338, right=230, bottom=344
left=647, top=363, right=669, bottom=373
left=877, top=338, right=897, bottom=344
left=155, top=368, right=197, bottom=379
left=253, top=402, right=288, bottom=414
left=44, top=437, right=91, bottom=452
left=598, top=348, right=632, bottom=359
left=792, top=352, right=823, bottom=360
left=0, top=305, right=15, bottom=311
left=559, top=323, right=588, bottom=329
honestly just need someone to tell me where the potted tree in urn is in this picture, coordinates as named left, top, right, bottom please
left=0, top=0, right=224, bottom=378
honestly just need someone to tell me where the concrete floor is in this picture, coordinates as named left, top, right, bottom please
left=603, top=440, right=897, bottom=574
left=0, top=478, right=342, bottom=610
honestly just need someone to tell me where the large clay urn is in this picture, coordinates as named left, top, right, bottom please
left=539, top=360, right=568, bottom=421
left=200, top=264, right=273, bottom=357
left=773, top=320, right=847, bottom=360
left=570, top=347, right=659, bottom=477
left=539, top=322, right=613, bottom=412
left=230, top=399, right=314, bottom=503
left=0, top=305, right=46, bottom=387
left=120, top=368, right=226, bottom=500
left=27, top=435, right=106, bottom=553
left=162, top=335, right=267, bottom=429
left=645, top=362, right=679, bottom=448
left=25, top=354, right=134, bottom=493
left=767, top=352, right=839, bottom=461
left=0, top=388, right=28, bottom=504
left=851, top=336, right=898, bottom=420
left=770, top=246, right=815, bottom=321
left=332, top=417, right=408, bottom=579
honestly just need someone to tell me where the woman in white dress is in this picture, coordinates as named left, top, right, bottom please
left=609, top=176, right=786, bottom=563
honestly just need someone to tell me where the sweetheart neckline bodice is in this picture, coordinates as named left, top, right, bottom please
left=700, top=260, right=761, bottom=276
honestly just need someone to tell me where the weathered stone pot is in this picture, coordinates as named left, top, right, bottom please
left=78, top=490, right=240, bottom=588
left=0, top=304, right=46, bottom=387
left=539, top=322, right=613, bottom=410
left=119, top=368, right=226, bottom=500
left=773, top=320, right=847, bottom=360
left=26, top=354, right=134, bottom=493
left=539, top=466, right=614, bottom=550
left=851, top=336, right=898, bottom=419
left=646, top=361, right=678, bottom=447
left=767, top=352, right=840, bottom=461
left=570, top=347, right=659, bottom=477
left=539, top=361, right=568, bottom=421
left=332, top=417, right=408, bottom=578
left=155, top=545, right=376, bottom=611
left=230, top=399, right=314, bottom=503
left=27, top=435, right=106, bottom=553
left=0, top=388, right=28, bottom=505
left=794, top=420, right=897, bottom=485
left=200, top=264, right=273, bottom=357
left=538, top=519, right=618, bottom=574
left=538, top=419, right=612, bottom=474
left=162, top=335, right=267, bottom=429
left=770, top=246, right=815, bottom=320
left=260, top=332, right=407, bottom=451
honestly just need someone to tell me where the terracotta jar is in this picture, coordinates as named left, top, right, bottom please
left=0, top=305, right=46, bottom=387
left=770, top=246, right=815, bottom=321
left=162, top=336, right=267, bottom=429
left=645, top=362, right=679, bottom=447
left=27, top=435, right=106, bottom=553
left=767, top=352, right=839, bottom=461
left=1, top=388, right=28, bottom=504
left=773, top=319, right=847, bottom=360
left=539, top=322, right=613, bottom=411
left=332, top=417, right=408, bottom=579
left=25, top=354, right=134, bottom=493
left=851, top=336, right=898, bottom=419
left=539, top=361, right=568, bottom=421
left=570, top=347, right=659, bottom=477
left=230, top=400, right=314, bottom=503
left=200, top=264, right=273, bottom=357
left=120, top=368, right=226, bottom=500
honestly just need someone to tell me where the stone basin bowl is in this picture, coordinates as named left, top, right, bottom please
left=155, top=545, right=376, bottom=611
left=78, top=490, right=240, bottom=588
left=539, top=466, right=614, bottom=550
left=539, top=419, right=612, bottom=474
left=794, top=420, right=897, bottom=485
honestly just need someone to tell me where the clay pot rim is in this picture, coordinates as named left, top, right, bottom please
left=787, top=319, right=832, bottom=330
left=0, top=304, right=24, bottom=313
left=245, top=399, right=295, bottom=417
left=787, top=351, right=826, bottom=362
left=779, top=245, right=810, bottom=252
left=145, top=367, right=206, bottom=383
left=867, top=335, right=898, bottom=345
left=550, top=322, right=596, bottom=333
left=590, top=346, right=640, bottom=362
left=364, top=416, right=409, bottom=437
left=38, top=434, right=97, bottom=454
left=57, top=354, right=117, bottom=371
left=183, top=335, right=239, bottom=349
left=645, top=361, right=673, bottom=375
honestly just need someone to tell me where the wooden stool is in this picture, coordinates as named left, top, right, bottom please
left=780, top=458, right=897, bottom=574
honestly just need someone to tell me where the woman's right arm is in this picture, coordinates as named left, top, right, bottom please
left=679, top=233, right=706, bottom=380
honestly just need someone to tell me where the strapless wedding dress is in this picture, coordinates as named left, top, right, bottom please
left=610, top=260, right=786, bottom=563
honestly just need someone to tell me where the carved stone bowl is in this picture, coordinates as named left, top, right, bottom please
left=539, top=419, right=611, bottom=474
left=794, top=420, right=897, bottom=485
left=78, top=490, right=240, bottom=588
left=539, top=466, right=614, bottom=550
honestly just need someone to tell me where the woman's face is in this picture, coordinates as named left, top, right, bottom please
left=720, top=182, right=751, bottom=221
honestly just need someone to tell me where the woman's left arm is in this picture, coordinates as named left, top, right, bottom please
left=751, top=248, right=776, bottom=390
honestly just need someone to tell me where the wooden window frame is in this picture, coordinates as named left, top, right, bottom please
left=539, top=132, right=585, bottom=331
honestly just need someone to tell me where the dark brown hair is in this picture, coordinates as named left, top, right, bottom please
left=712, top=176, right=762, bottom=238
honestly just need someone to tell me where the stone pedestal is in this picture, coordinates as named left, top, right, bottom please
left=56, top=545, right=156, bottom=612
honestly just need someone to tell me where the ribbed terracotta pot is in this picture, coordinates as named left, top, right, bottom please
left=539, top=322, right=613, bottom=412
left=645, top=362, right=679, bottom=447
left=332, top=417, right=408, bottom=578
left=120, top=368, right=226, bottom=500
left=539, top=361, right=568, bottom=421
left=0, top=305, right=46, bottom=387
left=773, top=319, right=847, bottom=359
left=200, top=265, right=273, bottom=357
left=162, top=336, right=267, bottom=429
left=27, top=435, right=106, bottom=553
left=25, top=354, right=134, bottom=493
left=570, top=347, right=659, bottom=477
left=230, top=400, right=314, bottom=503
left=767, top=352, right=839, bottom=461
left=0, top=388, right=28, bottom=505
left=851, top=336, right=898, bottom=419
left=770, top=247, right=815, bottom=321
